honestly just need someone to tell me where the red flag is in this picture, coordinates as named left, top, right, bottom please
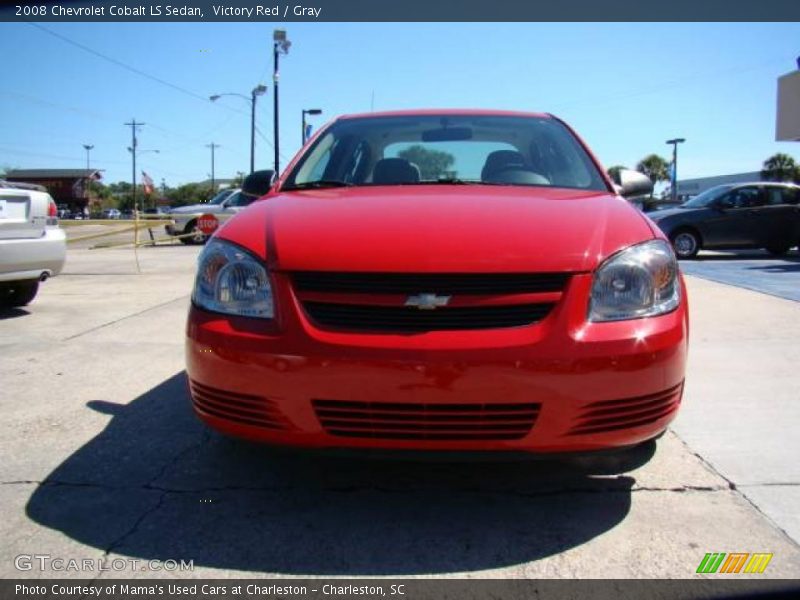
left=141, top=171, right=155, bottom=195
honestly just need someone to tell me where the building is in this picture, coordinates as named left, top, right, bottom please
left=3, top=168, right=102, bottom=214
left=675, top=171, right=764, bottom=201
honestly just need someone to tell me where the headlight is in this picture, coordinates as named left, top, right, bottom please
left=589, top=240, right=680, bottom=322
left=192, top=238, right=274, bottom=319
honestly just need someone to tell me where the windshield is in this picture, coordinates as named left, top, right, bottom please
left=208, top=189, right=233, bottom=205
left=681, top=184, right=734, bottom=208
left=283, top=114, right=608, bottom=191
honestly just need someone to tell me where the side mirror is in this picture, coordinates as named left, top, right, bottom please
left=611, top=169, right=654, bottom=199
left=241, top=170, right=276, bottom=198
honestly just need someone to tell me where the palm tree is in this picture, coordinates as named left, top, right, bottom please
left=761, top=153, right=798, bottom=182
left=635, top=155, right=670, bottom=197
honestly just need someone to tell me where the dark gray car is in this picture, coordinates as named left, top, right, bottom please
left=649, top=182, right=800, bottom=259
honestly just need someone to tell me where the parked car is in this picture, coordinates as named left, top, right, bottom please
left=102, top=208, right=122, bottom=219
left=185, top=109, right=688, bottom=456
left=166, top=189, right=255, bottom=244
left=0, top=182, right=66, bottom=308
left=649, top=182, right=800, bottom=259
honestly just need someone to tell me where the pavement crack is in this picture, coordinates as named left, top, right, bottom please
left=61, top=294, right=188, bottom=341
left=103, top=491, right=168, bottom=557
left=670, top=428, right=800, bottom=551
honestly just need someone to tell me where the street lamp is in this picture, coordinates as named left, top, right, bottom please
left=302, top=109, right=322, bottom=145
left=82, top=144, right=94, bottom=170
left=665, top=138, right=686, bottom=203
left=273, top=28, right=291, bottom=175
left=210, top=84, right=267, bottom=174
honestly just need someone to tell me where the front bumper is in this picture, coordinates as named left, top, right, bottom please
left=186, top=273, right=689, bottom=453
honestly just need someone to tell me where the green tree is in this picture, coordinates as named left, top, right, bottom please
left=396, top=145, right=455, bottom=180
left=635, top=154, right=670, bottom=196
left=761, top=153, right=799, bottom=182
left=165, top=183, right=214, bottom=207
left=606, top=165, right=627, bottom=181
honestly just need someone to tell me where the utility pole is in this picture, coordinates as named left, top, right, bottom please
left=125, top=119, right=145, bottom=212
left=206, top=143, right=220, bottom=194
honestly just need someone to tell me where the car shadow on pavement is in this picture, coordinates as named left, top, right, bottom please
left=26, top=372, right=646, bottom=575
left=0, top=307, right=29, bottom=320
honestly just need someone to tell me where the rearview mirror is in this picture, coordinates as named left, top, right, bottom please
left=241, top=170, right=276, bottom=197
left=421, top=127, right=473, bottom=142
left=611, top=169, right=654, bottom=199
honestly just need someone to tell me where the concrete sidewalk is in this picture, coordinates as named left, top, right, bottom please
left=673, top=275, right=800, bottom=545
left=0, top=247, right=798, bottom=579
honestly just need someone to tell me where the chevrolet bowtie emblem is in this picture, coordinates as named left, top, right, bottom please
left=405, top=293, right=451, bottom=310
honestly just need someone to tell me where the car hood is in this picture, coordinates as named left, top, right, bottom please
left=170, top=204, right=223, bottom=214
left=649, top=206, right=714, bottom=221
left=217, top=186, right=656, bottom=273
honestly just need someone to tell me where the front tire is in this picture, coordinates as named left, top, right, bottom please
left=181, top=220, right=207, bottom=245
left=670, top=229, right=700, bottom=259
left=0, top=280, right=40, bottom=308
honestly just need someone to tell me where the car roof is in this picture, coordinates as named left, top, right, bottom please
left=336, top=108, right=552, bottom=121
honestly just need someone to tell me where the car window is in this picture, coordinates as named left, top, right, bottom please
left=725, top=187, right=764, bottom=208
left=779, top=187, right=798, bottom=205
left=284, top=114, right=608, bottom=191
left=765, top=188, right=786, bottom=206
left=225, top=191, right=256, bottom=208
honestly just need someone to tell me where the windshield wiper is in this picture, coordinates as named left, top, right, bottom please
left=427, top=178, right=513, bottom=186
left=283, top=179, right=353, bottom=190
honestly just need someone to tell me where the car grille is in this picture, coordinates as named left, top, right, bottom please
left=303, top=302, right=554, bottom=332
left=189, top=380, right=290, bottom=430
left=312, top=399, right=541, bottom=441
left=292, top=271, right=569, bottom=295
left=291, top=271, right=567, bottom=333
left=567, top=383, right=683, bottom=435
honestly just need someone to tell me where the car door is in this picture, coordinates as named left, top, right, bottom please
left=759, top=186, right=799, bottom=248
left=703, top=186, right=766, bottom=247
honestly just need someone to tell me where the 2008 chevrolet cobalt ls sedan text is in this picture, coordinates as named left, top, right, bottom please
left=185, top=110, right=688, bottom=455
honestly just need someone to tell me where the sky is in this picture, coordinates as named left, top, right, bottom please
left=1, top=22, right=799, bottom=187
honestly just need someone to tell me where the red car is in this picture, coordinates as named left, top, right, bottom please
left=186, top=110, right=688, bottom=455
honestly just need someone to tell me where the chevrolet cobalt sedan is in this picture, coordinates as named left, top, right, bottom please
left=186, top=110, right=688, bottom=455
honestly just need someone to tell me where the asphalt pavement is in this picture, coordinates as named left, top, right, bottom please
left=1, top=242, right=799, bottom=580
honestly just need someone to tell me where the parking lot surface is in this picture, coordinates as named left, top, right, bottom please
left=678, top=249, right=800, bottom=302
left=1, top=243, right=799, bottom=579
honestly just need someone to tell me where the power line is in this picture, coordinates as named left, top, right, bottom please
left=29, top=23, right=214, bottom=105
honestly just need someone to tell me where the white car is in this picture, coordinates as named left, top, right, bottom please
left=166, top=189, right=257, bottom=244
left=0, top=182, right=66, bottom=308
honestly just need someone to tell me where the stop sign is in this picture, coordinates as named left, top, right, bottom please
left=197, top=213, right=219, bottom=235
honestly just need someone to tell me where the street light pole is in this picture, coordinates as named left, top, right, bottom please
left=273, top=29, right=291, bottom=176
left=665, top=138, right=686, bottom=203
left=302, top=109, right=322, bottom=145
left=206, top=143, right=220, bottom=192
left=210, top=86, right=265, bottom=174
left=82, top=144, right=94, bottom=170
left=124, top=119, right=144, bottom=213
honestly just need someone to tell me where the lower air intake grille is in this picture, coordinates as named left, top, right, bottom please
left=189, top=380, right=289, bottom=431
left=303, top=302, right=554, bottom=332
left=568, top=383, right=683, bottom=435
left=313, top=399, right=541, bottom=441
